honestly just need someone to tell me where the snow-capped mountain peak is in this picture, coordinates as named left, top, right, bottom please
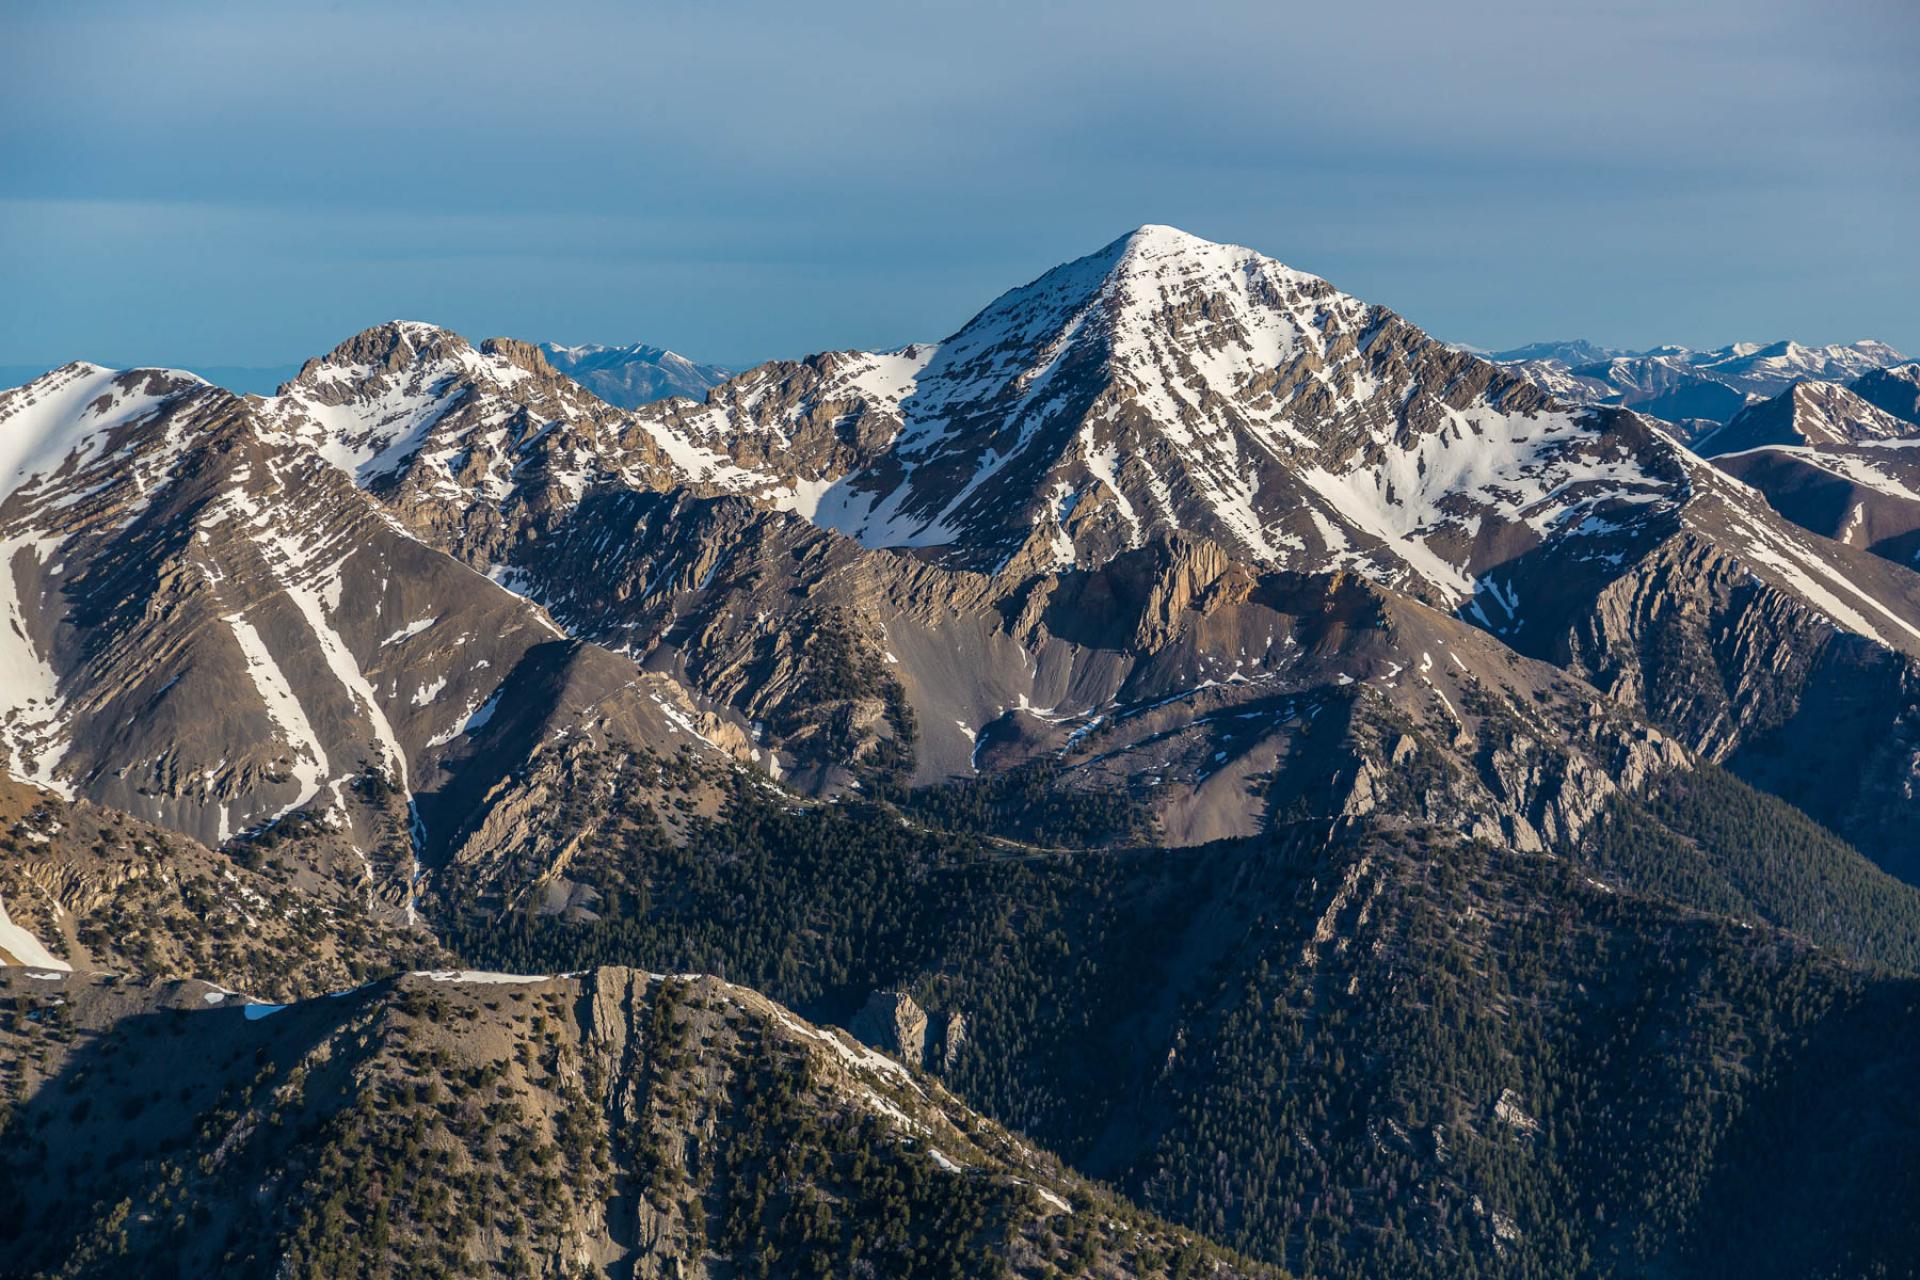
left=618, top=226, right=1685, bottom=602
left=262, top=322, right=557, bottom=487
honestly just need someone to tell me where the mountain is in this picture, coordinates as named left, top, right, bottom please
left=629, top=226, right=1688, bottom=598
left=0, top=354, right=749, bottom=912
left=1695, top=379, right=1920, bottom=457
left=564, top=229, right=1920, bottom=872
left=8, top=225, right=1920, bottom=1278
left=1493, top=338, right=1908, bottom=425
left=11, top=235, right=1920, bottom=871
left=448, top=779, right=1920, bottom=1280
left=540, top=340, right=733, bottom=408
left=1696, top=338, right=1907, bottom=386
left=1696, top=373, right=1920, bottom=587
left=1850, top=362, right=1920, bottom=425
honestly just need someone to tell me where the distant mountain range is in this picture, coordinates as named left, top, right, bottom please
left=1488, top=337, right=1907, bottom=426
left=5, top=227, right=1920, bottom=1279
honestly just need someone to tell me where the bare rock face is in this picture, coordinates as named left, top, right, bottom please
left=942, top=1010, right=969, bottom=1071
left=850, top=990, right=972, bottom=1075
left=1548, top=521, right=1920, bottom=875
left=852, top=988, right=932, bottom=1069
left=1130, top=535, right=1243, bottom=651
left=478, top=335, right=560, bottom=379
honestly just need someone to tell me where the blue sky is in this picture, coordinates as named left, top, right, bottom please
left=3, top=0, right=1915, bottom=373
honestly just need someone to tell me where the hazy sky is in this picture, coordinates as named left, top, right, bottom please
left=3, top=0, right=1915, bottom=372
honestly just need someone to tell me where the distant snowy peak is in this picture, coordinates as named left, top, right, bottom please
left=539, top=340, right=732, bottom=409
left=1486, top=340, right=1629, bottom=367
left=1693, top=339, right=1905, bottom=386
left=1497, top=338, right=1902, bottom=378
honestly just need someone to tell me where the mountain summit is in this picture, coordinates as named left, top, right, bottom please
left=630, top=224, right=1687, bottom=605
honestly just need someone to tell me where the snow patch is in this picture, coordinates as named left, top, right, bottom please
left=0, top=893, right=70, bottom=970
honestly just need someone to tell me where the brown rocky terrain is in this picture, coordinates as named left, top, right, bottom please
left=0, top=774, right=444, bottom=1000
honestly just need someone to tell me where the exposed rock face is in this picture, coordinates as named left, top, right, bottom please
left=942, top=1010, right=969, bottom=1071
left=1550, top=525, right=1920, bottom=875
left=478, top=335, right=560, bottom=379
left=852, top=988, right=933, bottom=1068
left=849, top=991, right=972, bottom=1075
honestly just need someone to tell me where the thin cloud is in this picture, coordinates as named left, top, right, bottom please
left=1, top=0, right=1913, bottom=365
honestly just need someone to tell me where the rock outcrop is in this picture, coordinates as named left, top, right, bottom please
left=852, top=988, right=933, bottom=1068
